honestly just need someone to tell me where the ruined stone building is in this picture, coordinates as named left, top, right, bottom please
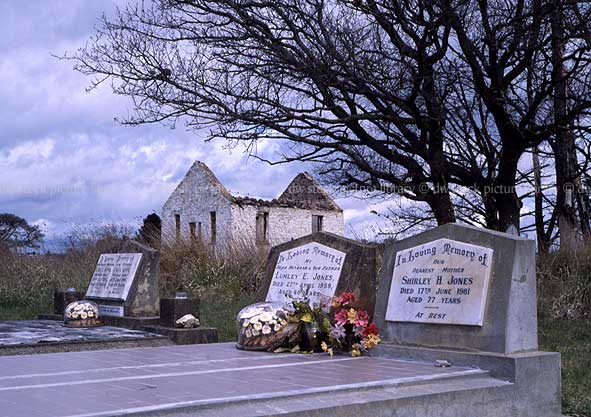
left=162, top=161, right=344, bottom=249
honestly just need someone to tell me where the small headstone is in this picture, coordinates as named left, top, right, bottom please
left=85, top=240, right=159, bottom=318
left=373, top=223, right=537, bottom=354
left=257, top=232, right=378, bottom=316
left=53, top=288, right=84, bottom=315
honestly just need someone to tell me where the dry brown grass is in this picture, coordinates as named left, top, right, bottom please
left=0, top=226, right=267, bottom=323
left=537, top=247, right=591, bottom=320
left=160, top=237, right=267, bottom=299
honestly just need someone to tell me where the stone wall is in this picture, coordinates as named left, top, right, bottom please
left=162, top=162, right=234, bottom=248
left=230, top=205, right=344, bottom=247
left=162, top=161, right=345, bottom=252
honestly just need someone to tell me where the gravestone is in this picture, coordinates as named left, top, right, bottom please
left=258, top=232, right=378, bottom=316
left=385, top=238, right=493, bottom=326
left=374, top=222, right=537, bottom=353
left=85, top=240, right=159, bottom=318
left=370, top=223, right=561, bottom=417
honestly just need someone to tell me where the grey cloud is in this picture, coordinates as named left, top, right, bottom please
left=0, top=0, right=379, bottom=245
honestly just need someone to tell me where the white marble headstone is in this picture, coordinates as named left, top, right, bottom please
left=265, top=242, right=346, bottom=307
left=86, top=253, right=143, bottom=301
left=385, top=238, right=493, bottom=326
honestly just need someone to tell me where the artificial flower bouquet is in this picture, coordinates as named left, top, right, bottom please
left=325, top=292, right=381, bottom=357
left=235, top=291, right=380, bottom=356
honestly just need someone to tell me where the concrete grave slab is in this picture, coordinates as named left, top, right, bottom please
left=0, top=342, right=509, bottom=417
left=0, top=320, right=170, bottom=356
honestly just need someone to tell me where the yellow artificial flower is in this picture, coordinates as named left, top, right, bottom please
left=351, top=344, right=361, bottom=357
left=362, top=334, right=381, bottom=350
left=301, top=313, right=313, bottom=323
left=321, top=341, right=334, bottom=357
left=347, top=308, right=357, bottom=323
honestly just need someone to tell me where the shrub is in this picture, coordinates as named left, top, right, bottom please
left=159, top=237, right=266, bottom=299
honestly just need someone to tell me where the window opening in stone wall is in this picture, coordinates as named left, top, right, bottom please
left=312, top=215, right=323, bottom=233
left=189, top=222, right=196, bottom=242
left=210, top=211, right=217, bottom=244
left=175, top=214, right=181, bottom=242
left=256, top=211, right=269, bottom=243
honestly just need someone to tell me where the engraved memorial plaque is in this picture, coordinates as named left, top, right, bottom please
left=86, top=253, right=143, bottom=301
left=385, top=238, right=493, bottom=326
left=265, top=242, right=346, bottom=307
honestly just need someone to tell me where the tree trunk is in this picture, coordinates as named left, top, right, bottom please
left=482, top=192, right=499, bottom=231
left=551, top=0, right=580, bottom=252
left=423, top=65, right=456, bottom=227
left=575, top=177, right=591, bottom=241
left=428, top=190, right=456, bottom=225
left=532, top=148, right=550, bottom=253
left=494, top=145, right=522, bottom=234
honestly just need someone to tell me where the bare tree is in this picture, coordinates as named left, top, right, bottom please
left=70, top=0, right=591, bottom=237
left=70, top=0, right=475, bottom=226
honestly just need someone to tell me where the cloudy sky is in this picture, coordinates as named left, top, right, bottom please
left=0, top=0, right=393, bottom=249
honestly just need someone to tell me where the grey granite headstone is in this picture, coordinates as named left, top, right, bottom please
left=257, top=232, right=378, bottom=316
left=85, top=240, right=160, bottom=318
left=374, top=223, right=538, bottom=354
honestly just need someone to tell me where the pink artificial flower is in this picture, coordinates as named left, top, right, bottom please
left=334, top=308, right=349, bottom=326
left=332, top=292, right=356, bottom=308
left=339, top=292, right=356, bottom=306
left=354, top=310, right=369, bottom=327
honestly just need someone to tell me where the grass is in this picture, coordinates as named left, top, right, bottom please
left=540, top=318, right=591, bottom=416
left=0, top=299, right=51, bottom=321
left=199, top=292, right=256, bottom=342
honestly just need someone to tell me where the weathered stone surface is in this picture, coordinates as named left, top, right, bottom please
left=176, top=314, right=200, bottom=328
left=257, top=232, right=378, bottom=316
left=85, top=240, right=160, bottom=318
left=144, top=326, right=218, bottom=345
left=374, top=223, right=538, bottom=354
left=0, top=320, right=165, bottom=354
left=0, top=343, right=560, bottom=417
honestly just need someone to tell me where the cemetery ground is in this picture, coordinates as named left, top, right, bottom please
left=0, top=235, right=590, bottom=416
